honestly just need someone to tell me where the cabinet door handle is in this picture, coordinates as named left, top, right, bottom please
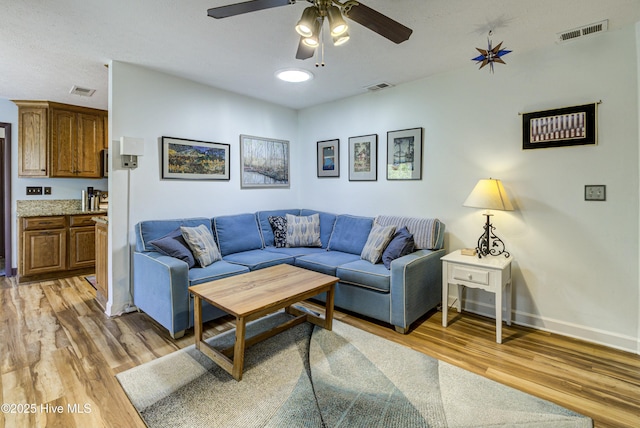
left=467, top=274, right=473, bottom=280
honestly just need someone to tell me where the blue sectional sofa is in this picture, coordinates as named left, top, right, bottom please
left=133, top=209, right=445, bottom=338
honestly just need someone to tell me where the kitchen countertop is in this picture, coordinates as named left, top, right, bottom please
left=17, top=199, right=107, bottom=217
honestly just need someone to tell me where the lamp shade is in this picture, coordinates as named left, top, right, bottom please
left=295, top=7, right=319, bottom=38
left=327, top=5, right=348, bottom=36
left=463, top=178, right=514, bottom=211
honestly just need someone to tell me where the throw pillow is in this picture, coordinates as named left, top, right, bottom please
left=382, top=226, right=416, bottom=269
left=148, top=228, right=196, bottom=268
left=268, top=216, right=287, bottom=248
left=285, top=213, right=322, bottom=247
left=361, top=224, right=396, bottom=264
left=180, top=224, right=222, bottom=268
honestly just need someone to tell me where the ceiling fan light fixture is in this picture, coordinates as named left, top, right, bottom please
left=302, top=17, right=322, bottom=47
left=332, top=30, right=350, bottom=46
left=295, top=7, right=319, bottom=37
left=327, top=5, right=348, bottom=36
left=275, top=68, right=314, bottom=83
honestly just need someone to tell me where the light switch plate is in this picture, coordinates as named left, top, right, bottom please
left=585, top=185, right=606, bottom=201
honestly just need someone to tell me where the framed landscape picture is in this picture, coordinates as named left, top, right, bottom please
left=240, top=135, right=290, bottom=188
left=348, top=134, right=377, bottom=181
left=387, top=127, right=423, bottom=180
left=317, top=139, right=340, bottom=178
left=522, top=103, right=598, bottom=149
left=161, top=136, right=230, bottom=180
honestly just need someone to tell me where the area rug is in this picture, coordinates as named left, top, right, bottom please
left=116, top=313, right=592, bottom=427
left=84, top=275, right=97, bottom=290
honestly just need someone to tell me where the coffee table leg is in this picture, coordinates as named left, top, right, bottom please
left=194, top=294, right=203, bottom=349
left=324, top=284, right=335, bottom=331
left=232, top=317, right=247, bottom=381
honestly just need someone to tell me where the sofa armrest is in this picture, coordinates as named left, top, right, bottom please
left=389, top=248, right=446, bottom=331
left=133, top=251, right=190, bottom=336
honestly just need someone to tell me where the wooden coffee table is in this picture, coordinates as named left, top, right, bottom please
left=188, top=264, right=338, bottom=381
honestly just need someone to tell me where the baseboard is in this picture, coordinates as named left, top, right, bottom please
left=447, top=297, right=638, bottom=354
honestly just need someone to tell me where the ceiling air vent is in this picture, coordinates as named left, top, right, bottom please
left=557, top=20, right=608, bottom=43
left=365, top=82, right=394, bottom=92
left=69, top=85, right=96, bottom=97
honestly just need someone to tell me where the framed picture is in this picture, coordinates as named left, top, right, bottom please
left=317, top=139, right=340, bottom=178
left=348, top=134, right=377, bottom=181
left=161, top=136, right=230, bottom=180
left=240, top=134, right=290, bottom=188
left=387, top=127, right=423, bottom=180
left=522, top=103, right=598, bottom=149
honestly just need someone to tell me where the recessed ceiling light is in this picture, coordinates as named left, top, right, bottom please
left=275, top=68, right=314, bottom=83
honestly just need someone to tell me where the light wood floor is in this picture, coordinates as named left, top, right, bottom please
left=1, top=275, right=638, bottom=428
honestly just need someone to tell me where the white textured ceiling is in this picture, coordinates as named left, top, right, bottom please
left=1, top=0, right=639, bottom=111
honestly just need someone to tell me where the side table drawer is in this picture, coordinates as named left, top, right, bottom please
left=448, top=265, right=495, bottom=290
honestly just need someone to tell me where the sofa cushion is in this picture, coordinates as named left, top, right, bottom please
left=214, top=213, right=263, bottom=256
left=223, top=249, right=294, bottom=271
left=327, top=215, right=374, bottom=255
left=181, top=225, right=222, bottom=267
left=300, top=209, right=337, bottom=249
left=295, top=251, right=361, bottom=276
left=256, top=209, right=300, bottom=246
left=148, top=228, right=196, bottom=268
left=188, top=260, right=250, bottom=286
left=136, top=218, right=212, bottom=252
left=268, top=216, right=287, bottom=248
left=382, top=226, right=415, bottom=269
left=375, top=216, right=443, bottom=250
left=263, top=246, right=327, bottom=258
left=336, top=260, right=391, bottom=293
left=360, top=224, right=396, bottom=264
left=286, top=213, right=322, bottom=247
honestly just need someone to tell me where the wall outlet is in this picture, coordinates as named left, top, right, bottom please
left=44, top=187, right=52, bottom=195
left=26, top=186, right=43, bottom=195
left=585, top=185, right=606, bottom=201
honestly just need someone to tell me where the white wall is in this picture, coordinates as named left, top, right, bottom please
left=636, top=21, right=640, bottom=355
left=298, top=26, right=640, bottom=352
left=0, top=98, right=107, bottom=270
left=108, top=61, right=299, bottom=315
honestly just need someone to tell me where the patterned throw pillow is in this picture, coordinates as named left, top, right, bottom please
left=361, top=224, right=396, bottom=264
left=268, top=216, right=287, bottom=248
left=180, top=224, right=222, bottom=267
left=285, top=213, right=322, bottom=247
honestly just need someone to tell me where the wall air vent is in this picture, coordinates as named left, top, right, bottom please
left=365, top=82, right=394, bottom=92
left=69, top=85, right=96, bottom=97
left=557, top=20, right=608, bottom=43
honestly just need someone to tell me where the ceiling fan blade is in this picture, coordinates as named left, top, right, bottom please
left=295, top=37, right=315, bottom=60
left=344, top=2, right=413, bottom=44
left=208, top=0, right=293, bottom=19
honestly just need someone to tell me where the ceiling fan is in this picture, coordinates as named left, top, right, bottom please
left=207, top=0, right=413, bottom=61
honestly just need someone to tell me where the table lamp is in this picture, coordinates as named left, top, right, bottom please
left=463, top=178, right=513, bottom=258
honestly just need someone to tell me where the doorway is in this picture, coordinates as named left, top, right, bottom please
left=0, top=122, right=12, bottom=277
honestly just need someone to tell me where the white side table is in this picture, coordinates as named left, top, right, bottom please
left=441, top=250, right=513, bottom=343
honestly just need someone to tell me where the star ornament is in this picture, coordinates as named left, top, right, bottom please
left=472, top=39, right=512, bottom=73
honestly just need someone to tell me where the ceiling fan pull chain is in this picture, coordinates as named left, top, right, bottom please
left=320, top=25, right=326, bottom=67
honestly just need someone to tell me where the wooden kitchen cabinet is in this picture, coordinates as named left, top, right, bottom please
left=13, top=100, right=108, bottom=178
left=18, top=214, right=97, bottom=283
left=21, top=216, right=67, bottom=276
left=51, top=108, right=105, bottom=177
left=68, top=214, right=96, bottom=269
left=16, top=102, right=48, bottom=177
left=94, top=218, right=108, bottom=308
